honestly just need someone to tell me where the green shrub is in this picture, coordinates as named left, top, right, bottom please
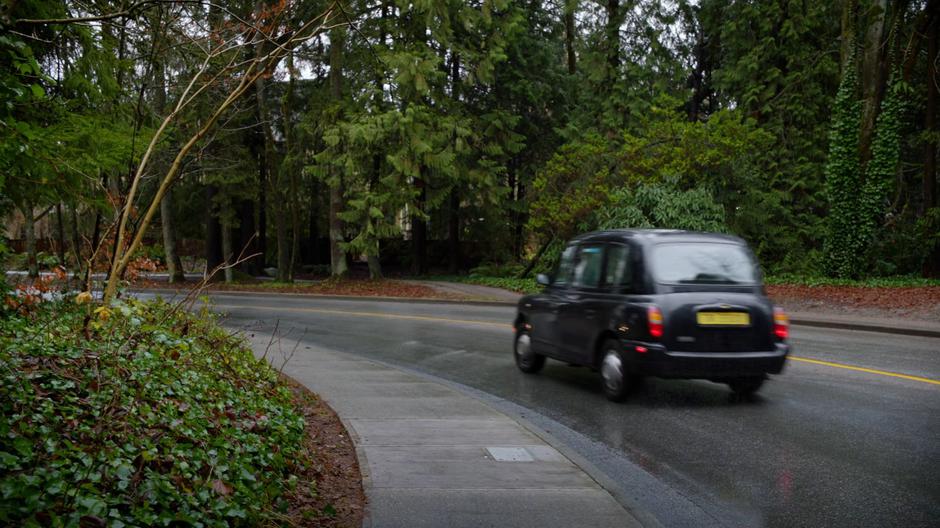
left=0, top=298, right=306, bottom=526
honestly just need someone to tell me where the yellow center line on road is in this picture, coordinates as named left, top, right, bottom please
left=213, top=303, right=515, bottom=330
left=788, top=356, right=940, bottom=386
left=212, top=303, right=939, bottom=387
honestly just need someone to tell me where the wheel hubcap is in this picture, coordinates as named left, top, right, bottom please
left=601, top=350, right=623, bottom=393
left=516, top=333, right=532, bottom=366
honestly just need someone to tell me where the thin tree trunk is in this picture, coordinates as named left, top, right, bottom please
left=55, top=203, right=66, bottom=267
left=255, top=47, right=288, bottom=282
left=519, top=237, right=553, bottom=279
left=284, top=52, right=301, bottom=280
left=328, top=26, right=348, bottom=277
left=152, top=24, right=184, bottom=284
left=22, top=204, right=38, bottom=278
left=412, top=175, right=428, bottom=275
left=160, top=188, right=185, bottom=282
left=70, top=204, right=82, bottom=281
left=448, top=190, right=460, bottom=274
left=221, top=211, right=234, bottom=283
left=448, top=50, right=461, bottom=274
left=205, top=185, right=223, bottom=276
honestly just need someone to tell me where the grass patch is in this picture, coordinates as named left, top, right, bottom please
left=763, top=274, right=940, bottom=288
left=0, top=297, right=310, bottom=526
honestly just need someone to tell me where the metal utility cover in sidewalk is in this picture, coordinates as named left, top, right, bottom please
left=486, top=447, right=534, bottom=462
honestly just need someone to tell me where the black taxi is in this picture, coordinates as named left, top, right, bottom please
left=513, top=229, right=790, bottom=401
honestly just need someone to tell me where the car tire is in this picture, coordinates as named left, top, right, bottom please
left=728, top=376, right=765, bottom=395
left=514, top=330, right=545, bottom=374
left=600, top=339, right=639, bottom=402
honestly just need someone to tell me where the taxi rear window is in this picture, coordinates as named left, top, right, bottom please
left=651, top=242, right=758, bottom=285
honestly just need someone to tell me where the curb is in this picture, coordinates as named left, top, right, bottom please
left=789, top=317, right=940, bottom=339
left=132, top=288, right=939, bottom=339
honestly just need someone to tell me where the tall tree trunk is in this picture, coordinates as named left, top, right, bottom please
left=367, top=255, right=382, bottom=279
left=412, top=175, right=428, bottom=275
left=160, top=188, right=185, bottom=282
left=255, top=41, right=289, bottom=282
left=221, top=209, right=234, bottom=283
left=308, top=179, right=320, bottom=264
left=152, top=27, right=184, bottom=284
left=925, top=16, right=939, bottom=277
left=236, top=199, right=259, bottom=275
left=55, top=203, right=66, bottom=267
left=859, top=0, right=889, bottom=168
left=604, top=0, right=621, bottom=87
left=564, top=1, right=577, bottom=74
left=841, top=0, right=858, bottom=70
left=205, top=185, right=223, bottom=277
left=448, top=51, right=461, bottom=274
left=448, top=190, right=460, bottom=274
left=328, top=26, right=348, bottom=277
left=22, top=204, right=37, bottom=278
left=284, top=52, right=301, bottom=281
left=69, top=204, right=82, bottom=280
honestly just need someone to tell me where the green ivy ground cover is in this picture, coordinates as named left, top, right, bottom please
left=0, top=298, right=307, bottom=526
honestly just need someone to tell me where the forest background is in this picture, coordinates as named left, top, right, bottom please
left=1, top=0, right=938, bottom=295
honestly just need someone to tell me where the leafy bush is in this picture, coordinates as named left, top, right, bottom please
left=0, top=298, right=307, bottom=526
left=594, top=183, right=727, bottom=232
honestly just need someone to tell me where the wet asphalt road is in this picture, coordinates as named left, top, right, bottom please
left=163, top=292, right=939, bottom=528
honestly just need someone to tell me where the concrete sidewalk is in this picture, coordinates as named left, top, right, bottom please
left=243, top=332, right=643, bottom=528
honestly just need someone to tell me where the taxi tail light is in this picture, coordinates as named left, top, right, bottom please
left=647, top=305, right=664, bottom=339
left=773, top=307, right=789, bottom=340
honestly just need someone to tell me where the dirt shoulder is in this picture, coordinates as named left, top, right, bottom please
left=767, top=284, right=940, bottom=322
left=280, top=375, right=366, bottom=527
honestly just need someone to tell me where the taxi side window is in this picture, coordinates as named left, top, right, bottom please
left=604, top=243, right=633, bottom=292
left=553, top=245, right=577, bottom=286
left=572, top=245, right=605, bottom=288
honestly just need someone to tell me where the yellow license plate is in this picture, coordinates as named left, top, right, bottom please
left=697, top=312, right=750, bottom=326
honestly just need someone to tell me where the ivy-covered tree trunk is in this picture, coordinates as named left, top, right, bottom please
left=925, top=18, right=938, bottom=277
left=824, top=53, right=862, bottom=278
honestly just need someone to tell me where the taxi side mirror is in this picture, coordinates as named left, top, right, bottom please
left=536, top=273, right=551, bottom=286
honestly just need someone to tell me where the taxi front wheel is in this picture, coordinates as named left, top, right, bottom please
left=514, top=330, right=545, bottom=374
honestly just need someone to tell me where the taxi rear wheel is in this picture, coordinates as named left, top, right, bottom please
left=514, top=331, right=545, bottom=374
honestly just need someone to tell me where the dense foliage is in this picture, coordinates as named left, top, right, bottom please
left=1, top=0, right=937, bottom=283
left=0, top=298, right=306, bottom=525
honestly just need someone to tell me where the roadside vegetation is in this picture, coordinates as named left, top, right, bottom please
left=2, top=0, right=937, bottom=301
left=0, top=290, right=357, bottom=525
